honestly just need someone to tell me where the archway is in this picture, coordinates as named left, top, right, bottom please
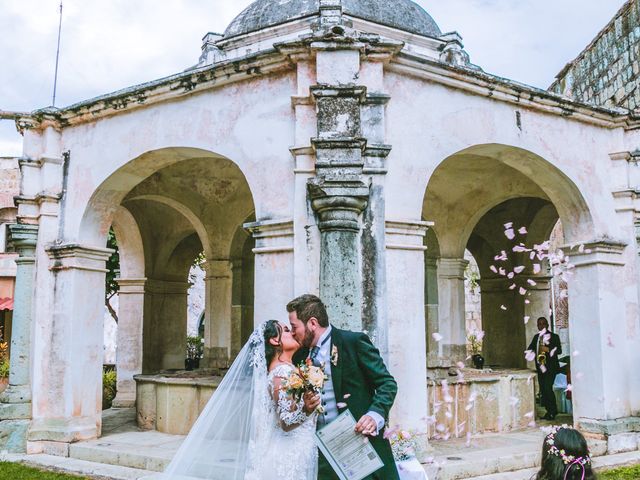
left=422, top=144, right=594, bottom=429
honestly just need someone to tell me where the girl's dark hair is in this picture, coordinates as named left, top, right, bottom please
left=264, top=320, right=283, bottom=366
left=535, top=428, right=596, bottom=480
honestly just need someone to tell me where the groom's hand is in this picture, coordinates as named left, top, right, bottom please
left=303, top=391, right=320, bottom=415
left=355, top=415, right=378, bottom=437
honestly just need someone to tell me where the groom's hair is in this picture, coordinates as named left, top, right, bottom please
left=286, top=294, right=329, bottom=327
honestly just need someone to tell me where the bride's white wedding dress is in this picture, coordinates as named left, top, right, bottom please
left=246, top=364, right=318, bottom=479
left=160, top=323, right=318, bottom=480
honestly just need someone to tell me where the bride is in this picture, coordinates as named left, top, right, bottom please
left=160, top=320, right=319, bottom=479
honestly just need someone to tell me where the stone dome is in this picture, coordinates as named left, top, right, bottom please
left=224, top=0, right=442, bottom=39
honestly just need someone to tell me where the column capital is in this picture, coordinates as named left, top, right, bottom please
left=115, top=278, right=147, bottom=294
left=563, top=239, right=627, bottom=267
left=46, top=243, right=113, bottom=273
left=385, top=220, right=431, bottom=251
left=437, top=258, right=469, bottom=279
left=478, top=276, right=513, bottom=292
left=203, top=259, right=232, bottom=278
left=8, top=224, right=38, bottom=258
left=310, top=194, right=368, bottom=232
left=145, top=279, right=191, bottom=295
left=244, top=219, right=294, bottom=254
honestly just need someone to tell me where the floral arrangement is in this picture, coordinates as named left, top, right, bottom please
left=545, top=424, right=592, bottom=466
left=385, top=427, right=418, bottom=462
left=186, top=335, right=205, bottom=360
left=283, top=359, right=327, bottom=412
left=467, top=329, right=484, bottom=356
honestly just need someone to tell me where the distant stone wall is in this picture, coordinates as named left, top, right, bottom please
left=550, top=0, right=639, bottom=111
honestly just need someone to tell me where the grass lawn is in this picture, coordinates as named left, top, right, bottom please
left=599, top=464, right=640, bottom=479
left=0, top=462, right=90, bottom=480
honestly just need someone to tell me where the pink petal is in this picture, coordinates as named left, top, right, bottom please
left=514, top=266, right=525, bottom=274
left=432, top=332, right=443, bottom=342
left=518, top=227, right=528, bottom=235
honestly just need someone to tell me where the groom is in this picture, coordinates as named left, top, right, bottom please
left=288, top=294, right=400, bottom=480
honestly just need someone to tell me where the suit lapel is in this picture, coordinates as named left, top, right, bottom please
left=330, top=328, right=343, bottom=403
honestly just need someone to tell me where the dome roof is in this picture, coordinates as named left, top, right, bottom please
left=224, top=0, right=442, bottom=39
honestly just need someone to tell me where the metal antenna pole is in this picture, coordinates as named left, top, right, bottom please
left=52, top=1, right=63, bottom=107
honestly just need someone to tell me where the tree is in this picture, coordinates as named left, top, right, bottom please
left=105, top=228, right=120, bottom=323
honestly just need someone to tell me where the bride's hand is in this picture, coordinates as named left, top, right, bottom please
left=303, top=391, right=321, bottom=414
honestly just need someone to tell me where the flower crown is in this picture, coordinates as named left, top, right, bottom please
left=545, top=425, right=591, bottom=466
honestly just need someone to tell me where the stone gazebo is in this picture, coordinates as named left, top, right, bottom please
left=1, top=0, right=639, bottom=460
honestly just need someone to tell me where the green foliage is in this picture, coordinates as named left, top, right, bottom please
left=0, top=462, right=90, bottom=479
left=0, top=332, right=8, bottom=379
left=465, top=263, right=480, bottom=293
left=105, top=228, right=120, bottom=322
left=186, top=335, right=205, bottom=360
left=102, top=367, right=117, bottom=410
left=0, top=359, right=9, bottom=379
left=600, top=464, right=640, bottom=479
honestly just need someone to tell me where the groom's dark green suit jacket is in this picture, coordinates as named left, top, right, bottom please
left=293, top=327, right=400, bottom=480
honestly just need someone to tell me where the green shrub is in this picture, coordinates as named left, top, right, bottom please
left=102, top=368, right=117, bottom=410
left=0, top=462, right=90, bottom=479
left=599, top=464, right=640, bottom=479
left=0, top=359, right=9, bottom=379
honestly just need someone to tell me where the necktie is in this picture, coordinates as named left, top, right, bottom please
left=310, top=346, right=321, bottom=367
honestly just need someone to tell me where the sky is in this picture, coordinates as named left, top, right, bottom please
left=0, top=0, right=627, bottom=156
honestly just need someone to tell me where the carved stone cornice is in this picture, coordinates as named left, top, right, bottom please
left=385, top=220, right=430, bottom=251
left=562, top=239, right=628, bottom=267
left=244, top=219, right=294, bottom=254
left=47, top=244, right=114, bottom=273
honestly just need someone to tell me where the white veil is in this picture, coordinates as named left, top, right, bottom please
left=160, top=322, right=274, bottom=480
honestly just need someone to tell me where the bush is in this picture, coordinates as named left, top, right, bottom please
left=102, top=368, right=117, bottom=410
left=0, top=359, right=9, bottom=379
left=0, top=334, right=8, bottom=379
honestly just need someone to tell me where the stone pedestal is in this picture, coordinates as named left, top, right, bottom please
left=386, top=220, right=430, bottom=455
left=0, top=224, right=38, bottom=453
left=434, top=258, right=469, bottom=366
left=112, top=278, right=146, bottom=408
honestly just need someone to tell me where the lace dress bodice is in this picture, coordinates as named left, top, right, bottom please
left=263, top=363, right=318, bottom=479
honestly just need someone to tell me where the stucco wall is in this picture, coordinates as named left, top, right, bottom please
left=551, top=0, right=639, bottom=112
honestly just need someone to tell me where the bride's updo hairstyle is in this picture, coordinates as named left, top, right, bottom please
left=263, top=320, right=282, bottom=366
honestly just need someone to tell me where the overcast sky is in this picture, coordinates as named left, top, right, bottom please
left=0, top=0, right=626, bottom=156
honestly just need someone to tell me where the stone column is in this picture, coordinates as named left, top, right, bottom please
left=202, top=260, right=232, bottom=368
left=230, top=259, right=244, bottom=357
left=425, top=257, right=440, bottom=366
left=0, top=224, right=38, bottom=452
left=480, top=277, right=526, bottom=368
left=435, top=258, right=469, bottom=366
left=245, top=219, right=294, bottom=325
left=28, top=244, right=113, bottom=446
left=386, top=220, right=430, bottom=455
left=112, top=278, right=146, bottom=408
left=143, top=279, right=190, bottom=372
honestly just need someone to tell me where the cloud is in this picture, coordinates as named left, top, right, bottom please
left=0, top=0, right=627, bottom=156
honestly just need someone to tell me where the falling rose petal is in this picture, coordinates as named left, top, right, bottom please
left=530, top=251, right=537, bottom=260
left=585, top=249, right=592, bottom=254
left=456, top=361, right=466, bottom=369
left=505, top=229, right=516, bottom=240
left=559, top=290, right=568, bottom=299
left=499, top=267, right=507, bottom=276
left=507, top=272, right=515, bottom=279
left=490, top=265, right=498, bottom=274
left=519, top=287, right=527, bottom=296
left=527, top=279, right=537, bottom=286
left=525, top=350, right=536, bottom=362
left=509, top=283, right=517, bottom=290
left=550, top=347, right=557, bottom=357
left=572, top=350, right=580, bottom=357
left=465, top=403, right=474, bottom=411
left=518, top=227, right=528, bottom=235
left=525, top=299, right=530, bottom=304
left=524, top=316, right=530, bottom=324
left=436, top=424, right=446, bottom=433
left=432, top=332, right=443, bottom=342
left=445, top=411, right=453, bottom=419
left=514, top=266, right=525, bottom=274
left=540, top=364, right=547, bottom=373
left=466, top=431, right=472, bottom=446
left=528, top=421, right=537, bottom=428
left=565, top=384, right=573, bottom=392
left=337, top=402, right=347, bottom=409
left=343, top=394, right=352, bottom=399
left=504, top=222, right=514, bottom=229
left=477, top=331, right=485, bottom=341
left=500, top=305, right=507, bottom=311
left=524, top=411, right=534, bottom=419
left=533, top=264, right=541, bottom=274
left=543, top=333, right=551, bottom=345
left=468, top=391, right=478, bottom=402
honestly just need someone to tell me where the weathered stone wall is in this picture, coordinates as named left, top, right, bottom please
left=551, top=0, right=639, bottom=111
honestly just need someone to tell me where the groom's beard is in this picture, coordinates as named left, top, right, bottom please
left=302, top=326, right=315, bottom=349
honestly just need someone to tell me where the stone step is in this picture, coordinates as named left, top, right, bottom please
left=69, top=441, right=172, bottom=472
left=2, top=453, right=155, bottom=480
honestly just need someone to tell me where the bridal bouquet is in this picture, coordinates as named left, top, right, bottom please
left=283, top=359, right=328, bottom=412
